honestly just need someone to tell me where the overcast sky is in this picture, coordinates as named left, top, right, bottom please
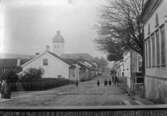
left=0, top=0, right=107, bottom=57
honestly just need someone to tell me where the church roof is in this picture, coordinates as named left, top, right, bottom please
left=53, top=31, right=64, bottom=43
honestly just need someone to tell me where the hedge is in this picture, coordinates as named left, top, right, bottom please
left=10, top=78, right=74, bottom=92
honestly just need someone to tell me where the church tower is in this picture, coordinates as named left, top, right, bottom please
left=52, top=31, right=64, bottom=56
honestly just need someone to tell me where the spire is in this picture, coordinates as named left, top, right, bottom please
left=53, top=30, right=64, bottom=43
left=46, top=45, right=50, bottom=51
left=57, top=30, right=60, bottom=35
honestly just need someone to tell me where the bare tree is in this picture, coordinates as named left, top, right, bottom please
left=96, top=0, right=146, bottom=74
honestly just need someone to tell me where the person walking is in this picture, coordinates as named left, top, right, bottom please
left=104, top=79, right=108, bottom=86
left=109, top=79, right=112, bottom=86
left=75, top=81, right=79, bottom=87
left=97, top=80, right=100, bottom=87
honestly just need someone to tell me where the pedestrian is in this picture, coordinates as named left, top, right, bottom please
left=115, top=75, right=118, bottom=87
left=1, top=80, right=11, bottom=99
left=104, top=79, right=108, bottom=86
left=75, top=81, right=79, bottom=87
left=97, top=80, right=100, bottom=87
left=109, top=79, right=112, bottom=86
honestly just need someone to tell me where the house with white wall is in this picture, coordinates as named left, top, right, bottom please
left=21, top=50, right=70, bottom=79
left=21, top=31, right=70, bottom=79
left=63, top=58, right=80, bottom=81
left=123, top=50, right=142, bottom=92
left=142, top=0, right=167, bottom=102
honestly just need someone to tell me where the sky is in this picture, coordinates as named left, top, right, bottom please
left=0, top=0, right=107, bottom=57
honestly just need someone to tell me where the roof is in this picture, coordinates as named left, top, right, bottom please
left=77, top=62, right=89, bottom=69
left=52, top=31, right=64, bottom=43
left=0, top=53, right=34, bottom=59
left=22, top=51, right=71, bottom=67
left=141, top=0, right=162, bottom=24
left=0, top=59, right=18, bottom=68
left=63, top=58, right=77, bottom=65
left=48, top=51, right=70, bottom=65
left=0, top=58, right=31, bottom=68
left=61, top=53, right=94, bottom=61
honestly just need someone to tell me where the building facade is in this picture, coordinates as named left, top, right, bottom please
left=122, top=50, right=143, bottom=93
left=142, top=0, right=167, bottom=102
left=22, top=51, right=70, bottom=79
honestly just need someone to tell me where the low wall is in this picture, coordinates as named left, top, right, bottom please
left=145, top=76, right=167, bottom=103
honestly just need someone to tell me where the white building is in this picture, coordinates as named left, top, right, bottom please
left=21, top=48, right=70, bottom=79
left=123, top=50, right=142, bottom=91
left=142, top=0, right=167, bottom=102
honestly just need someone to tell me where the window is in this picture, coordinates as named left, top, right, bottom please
left=148, top=24, right=150, bottom=35
left=145, top=40, right=148, bottom=68
left=151, top=34, right=156, bottom=67
left=136, top=77, right=144, bottom=84
left=43, top=59, right=48, bottom=66
left=156, top=30, right=160, bottom=67
left=160, top=25, right=166, bottom=67
left=148, top=38, right=152, bottom=68
left=155, top=13, right=159, bottom=27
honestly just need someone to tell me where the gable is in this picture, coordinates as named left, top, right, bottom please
left=22, top=51, right=70, bottom=68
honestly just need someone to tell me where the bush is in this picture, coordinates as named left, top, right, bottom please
left=21, top=78, right=74, bottom=91
left=20, top=68, right=44, bottom=82
left=0, top=71, right=18, bottom=83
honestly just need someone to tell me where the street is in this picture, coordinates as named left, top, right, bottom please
left=0, top=74, right=152, bottom=107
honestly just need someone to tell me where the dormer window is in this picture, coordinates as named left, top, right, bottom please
left=155, top=13, right=159, bottom=27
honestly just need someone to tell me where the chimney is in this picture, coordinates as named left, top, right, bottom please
left=46, top=45, right=50, bottom=51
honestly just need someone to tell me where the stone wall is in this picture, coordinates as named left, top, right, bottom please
left=145, top=76, right=167, bottom=103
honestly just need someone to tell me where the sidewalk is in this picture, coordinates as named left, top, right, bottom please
left=132, top=96, right=154, bottom=105
left=117, top=82, right=154, bottom=105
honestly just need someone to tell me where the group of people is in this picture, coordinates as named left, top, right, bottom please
left=96, top=77, right=119, bottom=87
left=96, top=70, right=119, bottom=87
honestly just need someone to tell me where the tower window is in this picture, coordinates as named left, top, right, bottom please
left=43, top=59, right=48, bottom=66
left=160, top=25, right=166, bottom=67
